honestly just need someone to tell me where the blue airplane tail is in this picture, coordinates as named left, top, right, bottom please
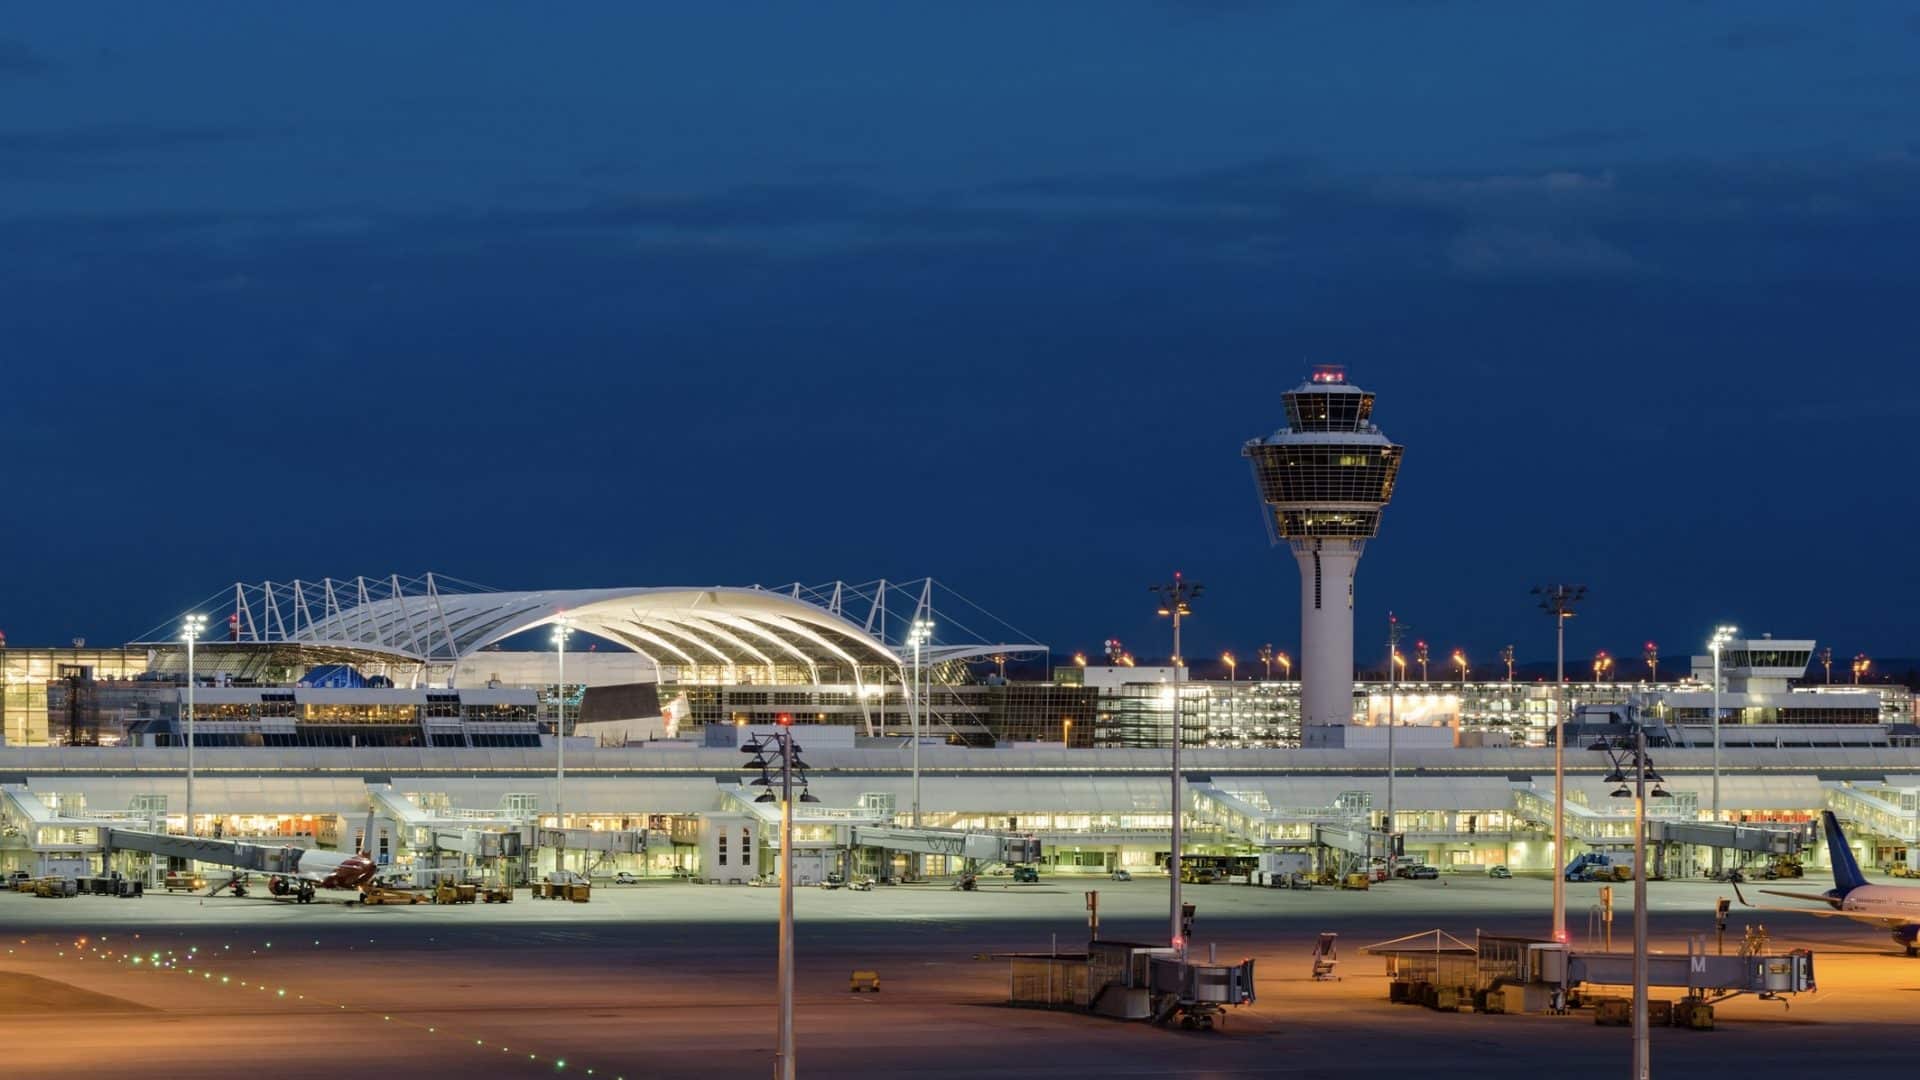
left=1823, top=810, right=1868, bottom=897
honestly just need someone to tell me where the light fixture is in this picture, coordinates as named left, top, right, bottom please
left=1610, top=785, right=1631, bottom=799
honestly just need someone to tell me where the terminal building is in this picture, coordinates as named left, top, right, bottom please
left=1, top=573, right=1915, bottom=886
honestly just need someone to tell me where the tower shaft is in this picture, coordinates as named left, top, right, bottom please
left=1292, top=539, right=1361, bottom=743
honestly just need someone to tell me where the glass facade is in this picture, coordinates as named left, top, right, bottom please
left=1, top=647, right=151, bottom=746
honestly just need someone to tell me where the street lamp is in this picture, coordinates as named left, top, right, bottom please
left=1707, top=625, right=1738, bottom=876
left=1415, top=641, right=1429, bottom=682
left=744, top=717, right=818, bottom=1080
left=1073, top=651, right=1087, bottom=669
left=1149, top=571, right=1202, bottom=956
left=1221, top=651, right=1238, bottom=737
left=1643, top=642, right=1658, bottom=684
left=179, top=614, right=207, bottom=837
left=1500, top=644, right=1516, bottom=683
left=1591, top=722, right=1670, bottom=1080
left=907, top=619, right=934, bottom=834
left=1258, top=643, right=1274, bottom=681
left=1819, top=646, right=1832, bottom=684
left=1063, top=718, right=1073, bottom=746
left=1533, top=583, right=1587, bottom=943
left=1277, top=651, right=1291, bottom=680
left=549, top=616, right=574, bottom=881
left=1592, top=650, right=1613, bottom=684
left=1452, top=649, right=1468, bottom=685
left=1387, top=614, right=1407, bottom=842
left=1853, top=653, right=1870, bottom=685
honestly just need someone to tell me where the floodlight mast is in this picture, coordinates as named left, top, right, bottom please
left=1533, top=583, right=1586, bottom=942
left=1707, top=624, right=1739, bottom=876
left=1386, top=613, right=1407, bottom=843
left=1592, top=719, right=1669, bottom=1080
left=551, top=615, right=574, bottom=874
left=179, top=614, right=207, bottom=837
left=744, top=717, right=813, bottom=1080
left=1150, top=572, right=1202, bottom=956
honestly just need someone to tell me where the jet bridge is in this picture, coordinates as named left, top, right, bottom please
left=99, top=827, right=315, bottom=876
left=845, top=824, right=1040, bottom=863
left=1649, top=820, right=1812, bottom=855
left=717, top=785, right=1041, bottom=864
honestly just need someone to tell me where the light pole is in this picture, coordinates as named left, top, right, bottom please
left=179, top=614, right=206, bottom=837
left=1500, top=644, right=1515, bottom=683
left=908, top=618, right=934, bottom=833
left=1150, top=572, right=1202, bottom=955
left=1387, top=614, right=1406, bottom=845
left=1258, top=643, right=1273, bottom=681
left=1415, top=640, right=1429, bottom=683
left=1819, top=646, right=1832, bottom=684
left=1853, top=653, right=1870, bottom=685
left=1062, top=718, right=1073, bottom=746
left=1222, top=651, right=1237, bottom=738
left=1277, top=651, right=1291, bottom=681
left=1534, top=583, right=1587, bottom=943
left=1591, top=721, right=1670, bottom=1080
left=1593, top=650, right=1613, bottom=684
left=1708, top=625, right=1737, bottom=875
left=744, top=718, right=816, bottom=1080
left=551, top=616, right=573, bottom=877
left=1452, top=649, right=1468, bottom=686
left=1643, top=641, right=1658, bottom=684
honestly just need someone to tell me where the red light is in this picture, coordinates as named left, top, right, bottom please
left=775, top=713, right=793, bottom=726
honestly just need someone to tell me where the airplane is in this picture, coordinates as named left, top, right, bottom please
left=197, top=808, right=381, bottom=904
left=1732, top=809, right=1920, bottom=957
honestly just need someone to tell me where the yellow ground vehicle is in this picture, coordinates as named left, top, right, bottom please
left=1341, top=872, right=1371, bottom=890
left=433, top=882, right=478, bottom=904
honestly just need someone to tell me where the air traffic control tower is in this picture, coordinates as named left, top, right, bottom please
left=1243, top=366, right=1404, bottom=747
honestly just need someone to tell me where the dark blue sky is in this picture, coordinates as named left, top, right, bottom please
left=4, top=3, right=1917, bottom=669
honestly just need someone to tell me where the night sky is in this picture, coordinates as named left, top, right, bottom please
left=4, top=4, right=1916, bottom=670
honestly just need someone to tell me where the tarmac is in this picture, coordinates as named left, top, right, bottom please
left=3, top=872, right=1916, bottom=1078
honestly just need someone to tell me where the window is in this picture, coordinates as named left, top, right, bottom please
left=718, top=834, right=728, bottom=866
left=741, top=827, right=752, bottom=865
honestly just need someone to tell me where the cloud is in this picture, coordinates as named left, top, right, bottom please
left=0, top=124, right=275, bottom=180
left=5, top=148, right=1918, bottom=291
left=1448, top=225, right=1640, bottom=277
left=0, top=38, right=51, bottom=77
left=1515, top=128, right=1645, bottom=151
left=1718, top=23, right=1819, bottom=51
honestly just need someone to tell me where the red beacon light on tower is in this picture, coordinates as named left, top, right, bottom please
left=774, top=712, right=794, bottom=727
left=1309, top=364, right=1348, bottom=384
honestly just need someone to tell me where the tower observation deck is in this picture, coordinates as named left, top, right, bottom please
left=1242, top=365, right=1404, bottom=746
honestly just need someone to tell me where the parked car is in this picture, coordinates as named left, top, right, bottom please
left=612, top=871, right=640, bottom=885
left=1487, top=865, right=1512, bottom=879
left=1109, top=869, right=1132, bottom=882
left=7, top=870, right=32, bottom=888
left=1406, top=865, right=1440, bottom=880
left=1012, top=866, right=1040, bottom=883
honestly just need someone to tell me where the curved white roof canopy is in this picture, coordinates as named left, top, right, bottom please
left=287, top=586, right=904, bottom=672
